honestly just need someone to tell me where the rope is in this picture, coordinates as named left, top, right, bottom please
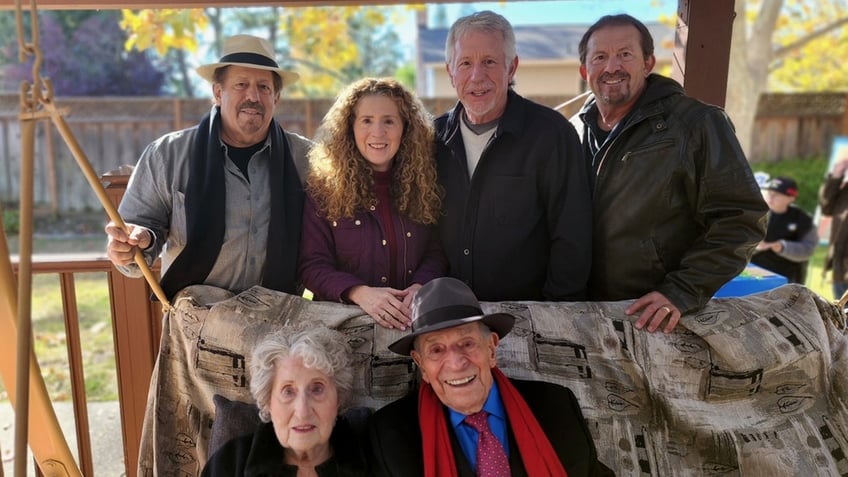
left=552, top=90, right=592, bottom=114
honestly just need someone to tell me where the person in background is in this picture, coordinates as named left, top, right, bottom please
left=202, top=326, right=370, bottom=476
left=751, top=176, right=817, bottom=284
left=299, top=77, right=446, bottom=330
left=369, top=277, right=614, bottom=477
left=818, top=157, right=848, bottom=299
left=104, top=34, right=310, bottom=301
left=573, top=14, right=767, bottom=332
left=435, top=10, right=592, bottom=302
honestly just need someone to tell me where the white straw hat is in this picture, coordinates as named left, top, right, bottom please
left=196, top=34, right=299, bottom=87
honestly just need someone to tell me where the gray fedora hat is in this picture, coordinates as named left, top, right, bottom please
left=388, top=277, right=515, bottom=356
left=196, top=34, right=299, bottom=87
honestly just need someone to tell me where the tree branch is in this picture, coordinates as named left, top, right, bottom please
left=772, top=16, right=848, bottom=59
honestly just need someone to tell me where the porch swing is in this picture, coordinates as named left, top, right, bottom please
left=0, top=1, right=169, bottom=475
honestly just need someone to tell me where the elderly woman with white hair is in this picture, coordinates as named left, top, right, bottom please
left=201, top=325, right=371, bottom=476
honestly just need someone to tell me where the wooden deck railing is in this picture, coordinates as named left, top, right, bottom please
left=11, top=252, right=161, bottom=477
left=9, top=174, right=162, bottom=476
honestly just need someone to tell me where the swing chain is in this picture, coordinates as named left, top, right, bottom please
left=15, top=0, right=54, bottom=115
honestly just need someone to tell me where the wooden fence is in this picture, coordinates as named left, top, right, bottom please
left=750, top=92, right=848, bottom=163
left=1, top=92, right=846, bottom=213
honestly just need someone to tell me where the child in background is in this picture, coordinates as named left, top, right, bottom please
left=751, top=176, right=817, bottom=284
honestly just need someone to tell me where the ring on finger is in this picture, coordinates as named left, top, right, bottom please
left=660, top=306, right=672, bottom=315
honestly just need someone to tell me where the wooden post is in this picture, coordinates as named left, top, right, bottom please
left=842, top=94, right=848, bottom=135
left=672, top=0, right=735, bottom=107
left=44, top=120, right=58, bottom=216
left=16, top=112, right=36, bottom=477
left=174, top=97, right=183, bottom=131
left=305, top=99, right=313, bottom=139
left=101, top=171, right=162, bottom=477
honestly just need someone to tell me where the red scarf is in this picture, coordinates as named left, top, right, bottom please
left=418, top=367, right=568, bottom=477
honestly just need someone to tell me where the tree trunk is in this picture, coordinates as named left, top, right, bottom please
left=725, top=0, right=783, bottom=162
left=176, top=49, right=193, bottom=98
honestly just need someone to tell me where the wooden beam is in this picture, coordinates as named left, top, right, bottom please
left=1, top=0, right=405, bottom=8
left=3, top=1, right=737, bottom=107
left=672, top=0, right=736, bottom=107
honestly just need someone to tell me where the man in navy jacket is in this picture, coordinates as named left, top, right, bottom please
left=435, top=10, right=591, bottom=302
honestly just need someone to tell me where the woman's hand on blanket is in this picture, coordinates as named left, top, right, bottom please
left=626, top=292, right=681, bottom=333
left=347, top=285, right=413, bottom=330
left=401, top=283, right=423, bottom=309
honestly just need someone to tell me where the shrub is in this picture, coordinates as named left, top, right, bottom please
left=2, top=208, right=20, bottom=235
left=749, top=155, right=829, bottom=214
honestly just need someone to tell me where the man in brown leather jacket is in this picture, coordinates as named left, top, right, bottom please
left=572, top=14, right=767, bottom=333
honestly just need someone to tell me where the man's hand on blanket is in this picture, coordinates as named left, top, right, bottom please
left=627, top=291, right=681, bottom=333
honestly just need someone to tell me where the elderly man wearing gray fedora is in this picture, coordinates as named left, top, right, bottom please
left=104, top=34, right=311, bottom=301
left=370, top=277, right=613, bottom=477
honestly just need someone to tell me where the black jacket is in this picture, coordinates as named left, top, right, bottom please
left=369, top=379, right=613, bottom=477
left=572, top=74, right=767, bottom=313
left=435, top=90, right=592, bottom=301
left=201, top=411, right=371, bottom=477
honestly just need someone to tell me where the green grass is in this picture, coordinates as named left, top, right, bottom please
left=1, top=260, right=117, bottom=403
left=806, top=245, right=831, bottom=298
left=6, top=235, right=106, bottom=255
left=1, top=225, right=114, bottom=403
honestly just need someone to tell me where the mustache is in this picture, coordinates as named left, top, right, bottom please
left=599, top=72, right=629, bottom=82
left=238, top=101, right=264, bottom=114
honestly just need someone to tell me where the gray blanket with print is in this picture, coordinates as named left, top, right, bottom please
left=137, top=283, right=848, bottom=477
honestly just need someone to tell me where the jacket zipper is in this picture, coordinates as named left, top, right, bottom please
left=592, top=112, right=659, bottom=189
left=594, top=133, right=623, bottom=190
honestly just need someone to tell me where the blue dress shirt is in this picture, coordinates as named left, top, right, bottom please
left=448, top=382, right=509, bottom=472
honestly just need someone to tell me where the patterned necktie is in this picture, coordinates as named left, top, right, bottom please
left=464, top=411, right=510, bottom=477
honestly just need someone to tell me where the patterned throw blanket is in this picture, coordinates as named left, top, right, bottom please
left=137, top=284, right=848, bottom=477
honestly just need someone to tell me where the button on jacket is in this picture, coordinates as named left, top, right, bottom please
left=435, top=90, right=592, bottom=302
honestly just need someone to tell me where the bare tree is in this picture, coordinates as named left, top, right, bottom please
left=726, top=0, right=848, bottom=159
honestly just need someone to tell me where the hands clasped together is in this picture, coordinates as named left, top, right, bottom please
left=347, top=283, right=423, bottom=330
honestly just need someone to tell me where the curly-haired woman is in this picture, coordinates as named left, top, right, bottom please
left=299, top=77, right=446, bottom=330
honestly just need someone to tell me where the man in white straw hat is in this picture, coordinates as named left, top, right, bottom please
left=105, top=34, right=311, bottom=300
left=370, top=277, right=613, bottom=476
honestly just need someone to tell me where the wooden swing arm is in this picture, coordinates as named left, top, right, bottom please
left=0, top=220, right=81, bottom=477
left=5, top=1, right=170, bottom=476
left=38, top=102, right=172, bottom=310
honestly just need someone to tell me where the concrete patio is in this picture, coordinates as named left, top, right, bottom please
left=0, top=400, right=125, bottom=476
